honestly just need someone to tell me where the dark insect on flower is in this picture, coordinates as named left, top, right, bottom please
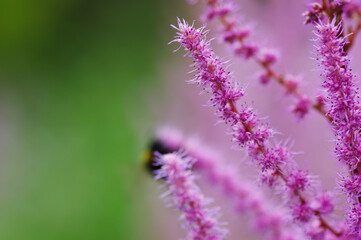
left=142, top=139, right=178, bottom=176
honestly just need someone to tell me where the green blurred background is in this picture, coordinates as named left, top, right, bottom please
left=0, top=0, right=188, bottom=239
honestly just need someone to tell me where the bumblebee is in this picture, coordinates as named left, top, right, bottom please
left=142, top=139, right=178, bottom=175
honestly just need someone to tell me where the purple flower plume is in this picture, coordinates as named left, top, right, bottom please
left=315, top=19, right=361, bottom=169
left=155, top=152, right=227, bottom=240
left=156, top=127, right=306, bottom=240
left=171, top=18, right=341, bottom=238
left=198, top=0, right=322, bottom=120
left=170, top=18, right=244, bottom=126
left=314, top=19, right=361, bottom=237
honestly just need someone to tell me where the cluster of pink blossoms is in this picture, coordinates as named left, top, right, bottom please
left=315, top=19, right=361, bottom=236
left=202, top=0, right=316, bottom=120
left=169, top=18, right=339, bottom=239
left=149, top=1, right=361, bottom=239
left=155, top=127, right=306, bottom=240
left=155, top=152, right=227, bottom=240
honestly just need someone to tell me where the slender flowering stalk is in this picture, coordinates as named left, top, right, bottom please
left=155, top=152, right=227, bottom=240
left=155, top=127, right=307, bottom=240
left=171, top=18, right=342, bottom=238
left=196, top=0, right=329, bottom=121
left=314, top=18, right=361, bottom=237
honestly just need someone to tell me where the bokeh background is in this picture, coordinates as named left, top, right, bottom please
left=1, top=0, right=361, bottom=239
left=0, top=0, right=189, bottom=239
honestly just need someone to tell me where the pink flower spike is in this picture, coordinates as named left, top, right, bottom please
left=154, top=127, right=307, bottom=239
left=199, top=0, right=323, bottom=121
left=172, top=18, right=341, bottom=238
left=314, top=18, right=361, bottom=235
left=155, top=152, right=227, bottom=240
